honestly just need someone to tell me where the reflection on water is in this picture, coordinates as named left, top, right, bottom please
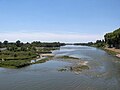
left=0, top=45, right=120, bottom=90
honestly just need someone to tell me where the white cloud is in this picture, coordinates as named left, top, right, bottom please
left=0, top=31, right=103, bottom=43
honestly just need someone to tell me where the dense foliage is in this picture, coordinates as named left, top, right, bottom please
left=104, top=28, right=120, bottom=49
left=74, top=28, right=120, bottom=49
left=0, top=41, right=65, bottom=49
left=74, top=40, right=105, bottom=48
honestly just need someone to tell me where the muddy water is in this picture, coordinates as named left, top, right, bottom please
left=0, top=45, right=120, bottom=90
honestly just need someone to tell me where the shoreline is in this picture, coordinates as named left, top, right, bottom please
left=104, top=47, right=120, bottom=58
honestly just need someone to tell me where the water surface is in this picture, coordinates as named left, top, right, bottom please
left=0, top=45, right=120, bottom=90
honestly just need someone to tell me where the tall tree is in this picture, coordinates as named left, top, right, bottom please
left=3, top=40, right=8, bottom=47
left=16, top=40, right=21, bottom=47
left=0, top=42, right=2, bottom=48
left=104, top=28, right=120, bottom=48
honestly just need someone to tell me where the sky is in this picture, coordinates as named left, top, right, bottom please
left=0, top=0, right=120, bottom=43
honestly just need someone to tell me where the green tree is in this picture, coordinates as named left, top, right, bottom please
left=0, top=42, right=2, bottom=48
left=104, top=28, right=120, bottom=49
left=3, top=40, right=8, bottom=47
left=16, top=40, right=21, bottom=47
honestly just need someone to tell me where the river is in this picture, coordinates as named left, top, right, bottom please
left=0, top=45, right=120, bottom=90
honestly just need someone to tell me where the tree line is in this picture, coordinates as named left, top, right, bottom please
left=0, top=40, right=65, bottom=51
left=104, top=28, right=120, bottom=49
left=74, top=28, right=120, bottom=49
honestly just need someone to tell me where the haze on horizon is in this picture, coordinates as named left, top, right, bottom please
left=0, top=0, right=120, bottom=43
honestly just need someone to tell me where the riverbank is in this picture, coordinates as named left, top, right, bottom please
left=88, top=44, right=120, bottom=58
left=0, top=53, right=55, bottom=69
left=104, top=47, right=120, bottom=58
left=0, top=47, right=56, bottom=68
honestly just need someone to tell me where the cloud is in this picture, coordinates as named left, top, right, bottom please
left=0, top=31, right=103, bottom=43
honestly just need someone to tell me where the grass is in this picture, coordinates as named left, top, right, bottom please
left=0, top=51, right=37, bottom=60
left=0, top=57, right=53, bottom=68
left=0, top=48, right=56, bottom=68
left=0, top=50, right=37, bottom=68
left=0, top=60, right=31, bottom=68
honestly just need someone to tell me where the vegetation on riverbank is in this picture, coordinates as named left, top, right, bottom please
left=104, top=28, right=120, bottom=49
left=0, top=51, right=37, bottom=60
left=74, top=28, right=120, bottom=58
left=96, top=28, right=120, bottom=57
left=0, top=40, right=65, bottom=68
left=0, top=60, right=31, bottom=68
left=74, top=40, right=106, bottom=48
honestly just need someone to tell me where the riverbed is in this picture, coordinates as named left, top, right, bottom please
left=0, top=45, right=120, bottom=90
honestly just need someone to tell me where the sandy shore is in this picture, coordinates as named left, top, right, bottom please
left=105, top=47, right=120, bottom=58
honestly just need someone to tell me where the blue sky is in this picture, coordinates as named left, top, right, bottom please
left=0, top=0, right=120, bottom=42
